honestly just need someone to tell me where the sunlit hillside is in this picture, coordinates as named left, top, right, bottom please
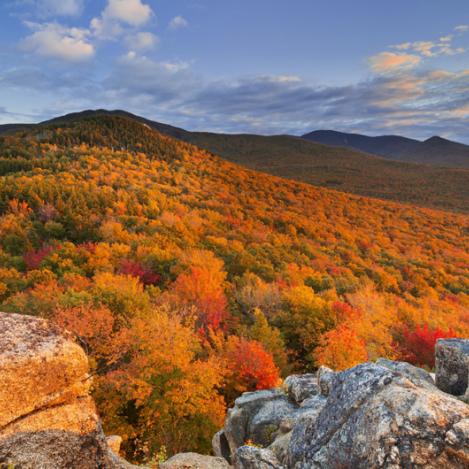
left=4, top=109, right=469, bottom=214
left=0, top=115, right=468, bottom=461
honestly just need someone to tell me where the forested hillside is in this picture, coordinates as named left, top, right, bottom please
left=180, top=131, right=469, bottom=213
left=3, top=110, right=469, bottom=213
left=0, top=115, right=467, bottom=463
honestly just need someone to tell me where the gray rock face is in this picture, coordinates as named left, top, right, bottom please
left=208, top=355, right=469, bottom=468
left=234, top=446, right=283, bottom=469
left=218, top=375, right=329, bottom=467
left=161, top=452, right=230, bottom=469
left=289, top=362, right=469, bottom=468
left=316, top=366, right=335, bottom=397
left=283, top=375, right=318, bottom=404
left=223, top=389, right=297, bottom=455
left=375, top=357, right=435, bottom=389
left=268, top=432, right=291, bottom=465
left=212, top=430, right=232, bottom=463
left=436, top=338, right=469, bottom=396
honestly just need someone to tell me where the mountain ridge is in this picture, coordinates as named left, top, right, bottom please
left=1, top=109, right=468, bottom=213
left=302, top=129, right=469, bottom=168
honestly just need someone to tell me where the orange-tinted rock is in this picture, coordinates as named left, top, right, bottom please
left=0, top=312, right=137, bottom=469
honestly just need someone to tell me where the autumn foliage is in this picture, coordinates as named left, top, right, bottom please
left=118, top=259, right=161, bottom=286
left=171, top=264, right=229, bottom=330
left=223, top=336, right=280, bottom=403
left=316, top=325, right=368, bottom=371
left=24, top=245, right=55, bottom=270
left=0, top=116, right=467, bottom=461
left=399, top=324, right=456, bottom=369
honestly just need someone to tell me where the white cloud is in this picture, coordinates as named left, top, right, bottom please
left=111, top=52, right=194, bottom=101
left=369, top=52, right=421, bottom=74
left=455, top=25, right=469, bottom=33
left=125, top=31, right=159, bottom=50
left=90, top=16, right=123, bottom=39
left=393, top=42, right=411, bottom=51
left=21, top=22, right=94, bottom=61
left=102, top=0, right=153, bottom=27
left=169, top=16, right=188, bottom=30
left=91, top=0, right=154, bottom=40
left=119, top=52, right=190, bottom=74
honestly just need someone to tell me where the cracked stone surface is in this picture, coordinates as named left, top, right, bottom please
left=0, top=312, right=137, bottom=469
left=234, top=446, right=283, bottom=469
left=288, top=362, right=469, bottom=468
left=223, top=389, right=297, bottom=456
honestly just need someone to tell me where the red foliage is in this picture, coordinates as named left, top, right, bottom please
left=24, top=245, right=55, bottom=270
left=442, top=293, right=460, bottom=304
left=79, top=242, right=97, bottom=254
left=400, top=324, right=455, bottom=368
left=327, top=266, right=341, bottom=277
left=332, top=301, right=361, bottom=322
left=226, top=215, right=241, bottom=228
left=225, top=337, right=280, bottom=392
left=118, top=259, right=161, bottom=286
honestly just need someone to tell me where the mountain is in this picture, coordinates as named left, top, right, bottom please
left=302, top=130, right=469, bottom=168
left=0, top=114, right=467, bottom=459
left=0, top=123, right=35, bottom=134
left=176, top=132, right=469, bottom=213
left=42, top=109, right=189, bottom=140
left=1, top=109, right=469, bottom=213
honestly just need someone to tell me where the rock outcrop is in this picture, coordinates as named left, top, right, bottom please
left=233, top=446, right=282, bottom=469
left=3, top=311, right=469, bottom=469
left=289, top=362, right=469, bottom=468
left=160, top=452, right=231, bottom=468
left=0, top=312, right=136, bottom=469
left=436, top=338, right=469, bottom=396
left=214, top=352, right=469, bottom=468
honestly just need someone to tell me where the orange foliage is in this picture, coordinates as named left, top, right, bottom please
left=96, top=308, right=225, bottom=458
left=171, top=254, right=229, bottom=330
left=52, top=304, right=129, bottom=369
left=316, top=325, right=368, bottom=370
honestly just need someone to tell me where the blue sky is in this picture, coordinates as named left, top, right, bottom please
left=0, top=0, right=468, bottom=141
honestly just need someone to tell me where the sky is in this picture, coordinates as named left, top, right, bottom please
left=0, top=0, right=468, bottom=141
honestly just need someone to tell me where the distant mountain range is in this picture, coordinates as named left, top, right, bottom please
left=1, top=109, right=468, bottom=213
left=302, top=130, right=469, bottom=169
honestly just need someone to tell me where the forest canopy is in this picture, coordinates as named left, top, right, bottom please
left=0, top=116, right=467, bottom=463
